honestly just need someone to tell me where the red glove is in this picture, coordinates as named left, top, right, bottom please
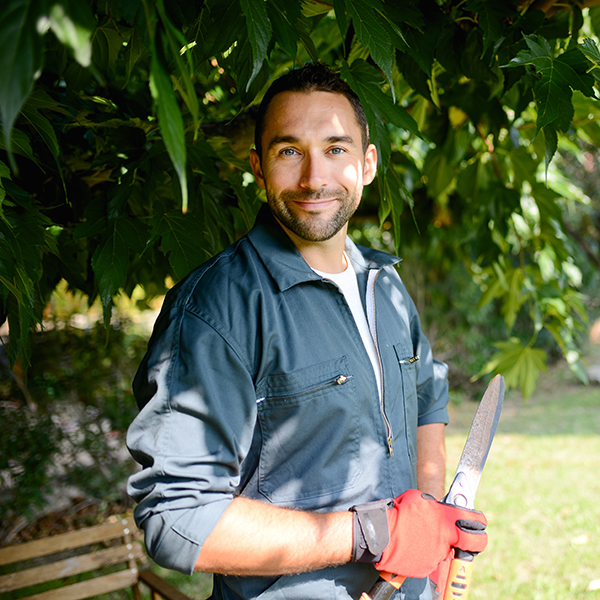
left=375, top=490, right=487, bottom=579
left=428, top=549, right=453, bottom=594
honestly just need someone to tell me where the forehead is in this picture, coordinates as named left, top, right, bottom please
left=262, top=91, right=362, bottom=147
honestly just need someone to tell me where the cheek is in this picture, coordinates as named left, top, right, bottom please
left=263, top=168, right=288, bottom=193
left=342, top=163, right=361, bottom=186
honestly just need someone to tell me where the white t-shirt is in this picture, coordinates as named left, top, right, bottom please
left=313, top=256, right=382, bottom=400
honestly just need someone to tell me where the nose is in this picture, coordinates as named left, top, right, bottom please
left=299, top=152, right=329, bottom=189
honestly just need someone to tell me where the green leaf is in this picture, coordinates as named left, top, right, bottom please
left=124, top=26, right=145, bottom=85
left=225, top=171, right=262, bottom=232
left=298, top=17, right=320, bottom=63
left=477, top=338, right=547, bottom=399
left=5, top=278, right=36, bottom=368
left=579, top=38, right=600, bottom=85
left=91, top=217, right=144, bottom=325
left=267, top=0, right=301, bottom=59
left=542, top=125, right=557, bottom=178
left=92, top=23, right=124, bottom=78
left=0, top=125, right=39, bottom=167
left=505, top=35, right=595, bottom=135
left=0, top=197, right=57, bottom=365
left=24, top=89, right=72, bottom=117
left=380, top=164, right=415, bottom=253
left=345, top=0, right=394, bottom=99
left=422, top=149, right=455, bottom=198
left=0, top=160, right=11, bottom=182
left=150, top=30, right=188, bottom=212
left=152, top=210, right=212, bottom=280
left=590, top=7, right=600, bottom=39
left=156, top=0, right=199, bottom=130
left=197, top=0, right=246, bottom=63
left=399, top=25, right=435, bottom=77
left=465, top=0, right=512, bottom=58
left=20, top=100, right=67, bottom=197
left=301, top=1, right=333, bottom=17
left=44, top=0, right=94, bottom=67
left=333, top=0, right=349, bottom=38
left=0, top=0, right=45, bottom=170
left=507, top=146, right=538, bottom=190
left=20, top=102, right=60, bottom=159
left=376, top=10, right=407, bottom=52
left=530, top=183, right=563, bottom=225
left=74, top=195, right=108, bottom=239
left=341, top=59, right=420, bottom=172
left=239, top=0, right=272, bottom=91
left=504, top=268, right=526, bottom=331
left=343, top=60, right=419, bottom=135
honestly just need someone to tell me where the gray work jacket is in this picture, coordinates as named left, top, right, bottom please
left=127, top=207, right=449, bottom=600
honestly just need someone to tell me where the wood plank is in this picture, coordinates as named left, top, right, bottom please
left=21, top=569, right=139, bottom=600
left=0, top=542, right=144, bottom=593
left=138, top=570, right=194, bottom=600
left=0, top=518, right=135, bottom=566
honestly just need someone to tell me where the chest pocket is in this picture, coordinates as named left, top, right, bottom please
left=394, top=343, right=419, bottom=465
left=255, top=356, right=360, bottom=506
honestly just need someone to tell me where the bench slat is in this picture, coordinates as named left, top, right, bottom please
left=20, top=569, right=139, bottom=600
left=0, top=519, right=134, bottom=566
left=0, top=515, right=194, bottom=600
left=0, top=541, right=145, bottom=593
left=139, top=569, right=196, bottom=600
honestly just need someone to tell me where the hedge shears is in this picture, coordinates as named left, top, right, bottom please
left=361, top=374, right=505, bottom=600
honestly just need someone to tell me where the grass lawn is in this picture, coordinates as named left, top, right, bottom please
left=152, top=350, right=600, bottom=600
left=445, top=349, right=600, bottom=600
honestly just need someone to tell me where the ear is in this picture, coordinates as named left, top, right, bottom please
left=250, top=149, right=266, bottom=190
left=363, top=143, right=378, bottom=186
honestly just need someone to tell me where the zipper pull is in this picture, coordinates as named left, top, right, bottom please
left=387, top=436, right=394, bottom=457
left=336, top=374, right=352, bottom=385
left=399, top=355, right=420, bottom=365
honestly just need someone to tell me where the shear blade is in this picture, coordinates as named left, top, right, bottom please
left=445, top=374, right=504, bottom=509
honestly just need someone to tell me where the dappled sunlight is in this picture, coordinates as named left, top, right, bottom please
left=343, top=162, right=361, bottom=183
left=329, top=112, right=347, bottom=137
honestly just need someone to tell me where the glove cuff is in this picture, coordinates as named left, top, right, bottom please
left=349, top=499, right=393, bottom=563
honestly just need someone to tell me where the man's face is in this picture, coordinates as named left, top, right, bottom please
left=250, top=91, right=377, bottom=243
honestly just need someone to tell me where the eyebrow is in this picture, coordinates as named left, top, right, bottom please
left=267, top=135, right=299, bottom=151
left=267, top=134, right=357, bottom=152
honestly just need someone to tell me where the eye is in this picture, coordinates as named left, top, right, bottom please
left=280, top=148, right=298, bottom=156
left=329, top=147, right=346, bottom=155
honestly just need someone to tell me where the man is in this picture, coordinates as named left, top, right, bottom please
left=127, top=64, right=487, bottom=600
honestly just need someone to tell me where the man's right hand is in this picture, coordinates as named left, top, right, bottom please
left=374, top=489, right=487, bottom=578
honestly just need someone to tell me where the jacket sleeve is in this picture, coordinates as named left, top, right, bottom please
left=126, top=301, right=258, bottom=575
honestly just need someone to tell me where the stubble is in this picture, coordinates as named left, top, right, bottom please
left=267, top=187, right=360, bottom=242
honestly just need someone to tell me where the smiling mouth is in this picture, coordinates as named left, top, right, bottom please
left=294, top=198, right=338, bottom=210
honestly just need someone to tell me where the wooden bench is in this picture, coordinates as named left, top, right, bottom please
left=0, top=515, right=194, bottom=600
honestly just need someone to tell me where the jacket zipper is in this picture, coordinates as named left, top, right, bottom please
left=256, top=374, right=353, bottom=403
left=366, top=270, right=394, bottom=457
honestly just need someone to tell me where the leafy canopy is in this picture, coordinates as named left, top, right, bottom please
left=1, top=0, right=599, bottom=398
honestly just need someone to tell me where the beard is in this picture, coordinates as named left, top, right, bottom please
left=266, top=186, right=360, bottom=242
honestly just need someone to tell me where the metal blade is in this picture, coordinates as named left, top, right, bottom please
left=445, top=374, right=505, bottom=509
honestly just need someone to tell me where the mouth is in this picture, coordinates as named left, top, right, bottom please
left=293, top=198, right=338, bottom=211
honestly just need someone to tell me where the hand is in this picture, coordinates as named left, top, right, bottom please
left=428, top=549, right=453, bottom=594
left=375, top=490, right=487, bottom=579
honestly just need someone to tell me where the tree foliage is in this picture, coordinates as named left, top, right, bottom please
left=1, top=0, right=599, bottom=397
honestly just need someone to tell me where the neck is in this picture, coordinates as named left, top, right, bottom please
left=279, top=222, right=349, bottom=273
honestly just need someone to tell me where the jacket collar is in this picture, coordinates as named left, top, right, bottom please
left=247, top=205, right=401, bottom=292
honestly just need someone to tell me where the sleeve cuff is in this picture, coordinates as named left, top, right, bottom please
left=136, top=499, right=231, bottom=575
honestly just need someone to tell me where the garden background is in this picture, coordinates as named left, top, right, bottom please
left=1, top=0, right=600, bottom=598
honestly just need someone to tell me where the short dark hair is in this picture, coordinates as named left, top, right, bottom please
left=253, top=63, right=369, bottom=160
